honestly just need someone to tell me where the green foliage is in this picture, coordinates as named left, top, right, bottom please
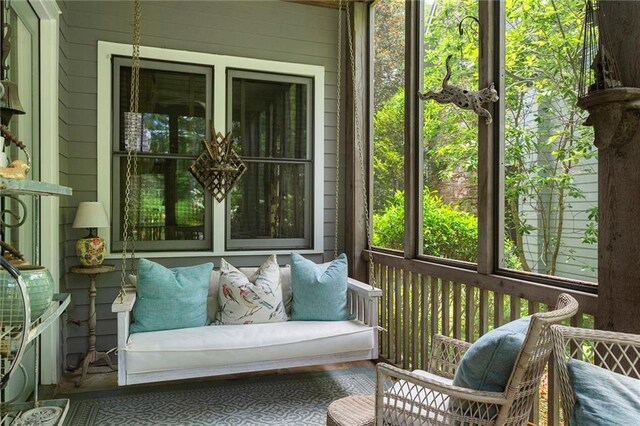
left=372, top=0, right=597, bottom=279
left=373, top=89, right=405, bottom=212
left=374, top=189, right=477, bottom=262
left=373, top=0, right=406, bottom=109
left=374, top=189, right=522, bottom=269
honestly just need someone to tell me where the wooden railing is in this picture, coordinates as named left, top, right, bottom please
left=368, top=251, right=597, bottom=426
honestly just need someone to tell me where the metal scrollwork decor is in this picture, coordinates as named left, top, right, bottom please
left=418, top=54, right=499, bottom=125
left=190, top=125, right=247, bottom=202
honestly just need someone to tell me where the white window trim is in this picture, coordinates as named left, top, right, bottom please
left=31, top=0, right=61, bottom=386
left=97, top=41, right=325, bottom=258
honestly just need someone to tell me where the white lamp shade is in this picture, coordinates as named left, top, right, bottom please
left=72, top=202, right=109, bottom=229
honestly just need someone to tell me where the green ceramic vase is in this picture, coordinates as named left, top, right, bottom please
left=0, top=265, right=54, bottom=324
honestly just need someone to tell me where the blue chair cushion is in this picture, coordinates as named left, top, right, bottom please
left=290, top=253, right=349, bottom=321
left=452, top=316, right=531, bottom=392
left=130, top=259, right=213, bottom=333
left=568, top=358, right=640, bottom=426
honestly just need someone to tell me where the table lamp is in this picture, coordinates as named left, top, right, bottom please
left=72, top=201, right=109, bottom=267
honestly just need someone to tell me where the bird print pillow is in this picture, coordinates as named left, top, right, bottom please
left=216, top=255, right=288, bottom=325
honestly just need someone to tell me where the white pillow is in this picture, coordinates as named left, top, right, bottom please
left=216, top=255, right=288, bottom=325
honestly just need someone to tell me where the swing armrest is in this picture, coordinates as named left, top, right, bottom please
left=112, top=289, right=136, bottom=313
left=348, top=277, right=383, bottom=298
left=346, top=277, right=381, bottom=335
left=112, top=290, right=136, bottom=385
left=112, top=291, right=136, bottom=345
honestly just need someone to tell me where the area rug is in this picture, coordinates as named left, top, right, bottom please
left=62, top=367, right=376, bottom=425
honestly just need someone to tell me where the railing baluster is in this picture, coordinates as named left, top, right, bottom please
left=494, top=292, right=504, bottom=328
left=387, top=266, right=394, bottom=363
left=465, top=285, right=476, bottom=342
left=479, top=288, right=489, bottom=336
left=421, top=274, right=429, bottom=370
left=411, top=272, right=419, bottom=370
left=442, top=280, right=450, bottom=338
left=402, top=271, right=410, bottom=369
left=511, top=295, right=521, bottom=320
left=379, top=263, right=387, bottom=359
left=430, top=276, right=438, bottom=349
left=548, top=352, right=560, bottom=426
left=453, top=281, right=462, bottom=340
left=394, top=268, right=402, bottom=366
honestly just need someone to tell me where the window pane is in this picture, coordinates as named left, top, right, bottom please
left=502, top=0, right=597, bottom=282
left=231, top=77, right=309, bottom=160
left=372, top=0, right=405, bottom=251
left=420, top=0, right=478, bottom=263
left=114, top=60, right=211, bottom=251
left=118, top=157, right=206, bottom=241
left=229, top=162, right=309, bottom=243
left=123, top=112, right=206, bottom=155
left=228, top=72, right=312, bottom=249
left=119, top=66, right=206, bottom=155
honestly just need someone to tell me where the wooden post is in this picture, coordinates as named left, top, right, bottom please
left=477, top=0, right=501, bottom=274
left=591, top=3, right=640, bottom=333
left=403, top=0, right=421, bottom=260
left=345, top=2, right=369, bottom=281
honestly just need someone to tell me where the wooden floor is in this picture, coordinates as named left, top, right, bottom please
left=44, top=360, right=377, bottom=397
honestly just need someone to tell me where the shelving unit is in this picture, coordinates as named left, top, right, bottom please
left=0, top=179, right=72, bottom=425
left=1, top=294, right=71, bottom=425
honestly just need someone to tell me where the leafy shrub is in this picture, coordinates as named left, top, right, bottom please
left=374, top=189, right=522, bottom=269
left=374, top=189, right=477, bottom=261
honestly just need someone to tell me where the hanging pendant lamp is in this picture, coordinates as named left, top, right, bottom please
left=1, top=20, right=26, bottom=125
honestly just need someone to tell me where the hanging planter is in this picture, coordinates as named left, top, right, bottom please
left=576, top=0, right=640, bottom=149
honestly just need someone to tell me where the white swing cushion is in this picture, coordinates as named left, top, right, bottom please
left=124, top=319, right=374, bottom=375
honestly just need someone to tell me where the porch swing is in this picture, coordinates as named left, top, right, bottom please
left=111, top=0, right=381, bottom=386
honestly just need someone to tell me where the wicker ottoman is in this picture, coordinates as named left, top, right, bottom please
left=326, top=394, right=376, bottom=426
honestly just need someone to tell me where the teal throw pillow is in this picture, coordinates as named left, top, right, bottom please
left=130, top=259, right=213, bottom=333
left=452, top=316, right=531, bottom=392
left=568, top=358, right=640, bottom=426
left=291, top=253, right=349, bottom=321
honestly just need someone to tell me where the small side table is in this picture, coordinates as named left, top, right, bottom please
left=70, top=264, right=116, bottom=386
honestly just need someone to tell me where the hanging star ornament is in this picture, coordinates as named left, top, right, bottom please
left=190, top=125, right=247, bottom=202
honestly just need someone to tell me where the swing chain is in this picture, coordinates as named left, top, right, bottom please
left=119, top=0, right=141, bottom=301
left=334, top=0, right=342, bottom=259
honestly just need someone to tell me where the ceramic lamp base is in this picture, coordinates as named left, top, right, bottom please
left=76, top=236, right=106, bottom=267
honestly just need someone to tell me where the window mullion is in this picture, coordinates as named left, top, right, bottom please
left=403, top=0, right=422, bottom=260
left=477, top=0, right=501, bottom=275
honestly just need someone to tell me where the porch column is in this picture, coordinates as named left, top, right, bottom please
left=345, top=2, right=369, bottom=281
left=592, top=3, right=640, bottom=333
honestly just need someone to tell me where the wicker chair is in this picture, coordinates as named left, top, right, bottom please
left=376, top=293, right=579, bottom=426
left=551, top=324, right=640, bottom=424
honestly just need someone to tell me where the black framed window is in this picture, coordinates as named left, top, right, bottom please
left=112, top=58, right=213, bottom=252
left=226, top=70, right=313, bottom=250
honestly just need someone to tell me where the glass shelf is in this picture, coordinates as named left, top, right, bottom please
left=28, top=293, right=71, bottom=344
left=0, top=179, right=72, bottom=197
left=0, top=294, right=72, bottom=425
